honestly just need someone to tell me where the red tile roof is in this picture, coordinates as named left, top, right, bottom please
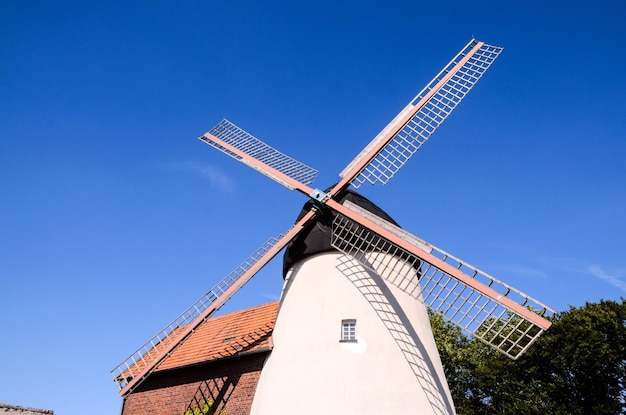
left=155, top=301, right=279, bottom=372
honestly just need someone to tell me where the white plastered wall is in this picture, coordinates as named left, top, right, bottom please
left=250, top=252, right=455, bottom=415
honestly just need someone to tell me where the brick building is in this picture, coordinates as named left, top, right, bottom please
left=120, top=302, right=278, bottom=415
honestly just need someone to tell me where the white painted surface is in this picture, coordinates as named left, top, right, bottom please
left=250, top=252, right=455, bottom=415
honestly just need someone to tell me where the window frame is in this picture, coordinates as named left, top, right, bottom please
left=340, top=319, right=357, bottom=342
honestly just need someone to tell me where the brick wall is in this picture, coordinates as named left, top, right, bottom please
left=121, top=351, right=268, bottom=415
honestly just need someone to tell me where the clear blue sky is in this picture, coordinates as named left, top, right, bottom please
left=2, top=1, right=625, bottom=414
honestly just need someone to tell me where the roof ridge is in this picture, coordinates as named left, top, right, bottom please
left=0, top=403, right=54, bottom=414
left=214, top=301, right=278, bottom=318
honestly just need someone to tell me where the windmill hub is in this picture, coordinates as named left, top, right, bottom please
left=309, top=188, right=329, bottom=202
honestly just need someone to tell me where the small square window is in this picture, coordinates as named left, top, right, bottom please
left=341, top=319, right=357, bottom=342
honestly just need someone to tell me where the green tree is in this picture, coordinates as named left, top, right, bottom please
left=430, top=299, right=626, bottom=414
left=183, top=398, right=225, bottom=415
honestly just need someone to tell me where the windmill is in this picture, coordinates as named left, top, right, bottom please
left=111, top=39, right=555, bottom=414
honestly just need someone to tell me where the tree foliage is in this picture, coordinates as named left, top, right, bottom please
left=430, top=299, right=626, bottom=414
left=183, top=398, right=225, bottom=415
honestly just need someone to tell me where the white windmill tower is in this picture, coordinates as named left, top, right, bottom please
left=111, top=39, right=555, bottom=415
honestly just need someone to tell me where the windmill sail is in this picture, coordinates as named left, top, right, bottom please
left=110, top=215, right=316, bottom=396
left=200, top=119, right=319, bottom=189
left=338, top=39, right=503, bottom=190
left=330, top=200, right=555, bottom=359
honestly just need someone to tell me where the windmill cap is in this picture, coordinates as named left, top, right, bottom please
left=282, top=187, right=401, bottom=277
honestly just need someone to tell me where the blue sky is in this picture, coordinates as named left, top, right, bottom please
left=1, top=1, right=625, bottom=414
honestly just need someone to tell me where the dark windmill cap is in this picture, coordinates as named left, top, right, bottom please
left=282, top=187, right=401, bottom=277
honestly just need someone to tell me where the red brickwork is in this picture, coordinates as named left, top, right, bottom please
left=121, top=352, right=267, bottom=415
left=118, top=303, right=278, bottom=415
